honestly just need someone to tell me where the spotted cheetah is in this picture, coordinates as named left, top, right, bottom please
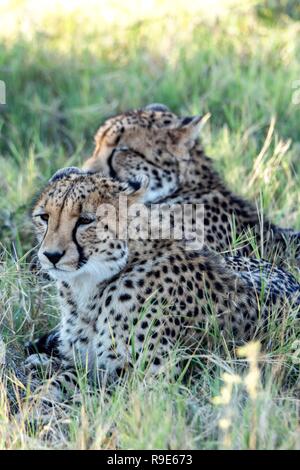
left=83, top=104, right=300, bottom=265
left=25, top=166, right=299, bottom=402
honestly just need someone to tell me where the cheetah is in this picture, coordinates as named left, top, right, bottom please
left=25, top=166, right=299, bottom=402
left=83, top=104, right=300, bottom=266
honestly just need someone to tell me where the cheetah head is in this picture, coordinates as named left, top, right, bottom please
left=83, top=104, right=209, bottom=203
left=32, top=167, right=147, bottom=282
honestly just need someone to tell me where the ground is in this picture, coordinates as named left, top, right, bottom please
left=0, top=0, right=300, bottom=450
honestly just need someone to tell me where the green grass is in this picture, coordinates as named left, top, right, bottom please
left=0, top=0, right=300, bottom=449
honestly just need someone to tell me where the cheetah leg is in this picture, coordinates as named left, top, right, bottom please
left=24, top=354, right=81, bottom=404
left=16, top=362, right=83, bottom=425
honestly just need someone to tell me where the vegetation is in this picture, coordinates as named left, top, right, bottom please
left=0, top=0, right=299, bottom=449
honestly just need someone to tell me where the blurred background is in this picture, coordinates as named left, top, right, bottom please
left=0, top=0, right=300, bottom=253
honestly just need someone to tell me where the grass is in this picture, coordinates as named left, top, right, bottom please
left=0, top=0, right=300, bottom=449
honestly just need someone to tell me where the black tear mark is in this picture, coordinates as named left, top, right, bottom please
left=107, top=149, right=117, bottom=179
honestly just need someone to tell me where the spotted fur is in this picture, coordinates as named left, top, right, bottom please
left=26, top=169, right=299, bottom=402
left=83, top=106, right=300, bottom=265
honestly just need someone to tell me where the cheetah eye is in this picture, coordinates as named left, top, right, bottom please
left=39, top=214, right=49, bottom=222
left=78, top=216, right=95, bottom=226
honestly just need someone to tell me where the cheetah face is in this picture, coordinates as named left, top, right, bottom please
left=32, top=168, right=146, bottom=283
left=83, top=106, right=208, bottom=203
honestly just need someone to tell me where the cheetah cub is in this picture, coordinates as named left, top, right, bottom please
left=27, top=167, right=299, bottom=400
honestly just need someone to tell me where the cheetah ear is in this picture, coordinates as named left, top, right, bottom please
left=49, top=167, right=84, bottom=183
left=169, top=113, right=211, bottom=147
left=144, top=103, right=170, bottom=112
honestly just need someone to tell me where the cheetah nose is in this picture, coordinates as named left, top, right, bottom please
left=43, top=250, right=65, bottom=266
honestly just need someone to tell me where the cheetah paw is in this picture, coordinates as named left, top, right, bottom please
left=24, top=353, right=54, bottom=370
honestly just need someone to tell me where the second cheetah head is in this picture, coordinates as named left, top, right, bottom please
left=83, top=105, right=208, bottom=203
